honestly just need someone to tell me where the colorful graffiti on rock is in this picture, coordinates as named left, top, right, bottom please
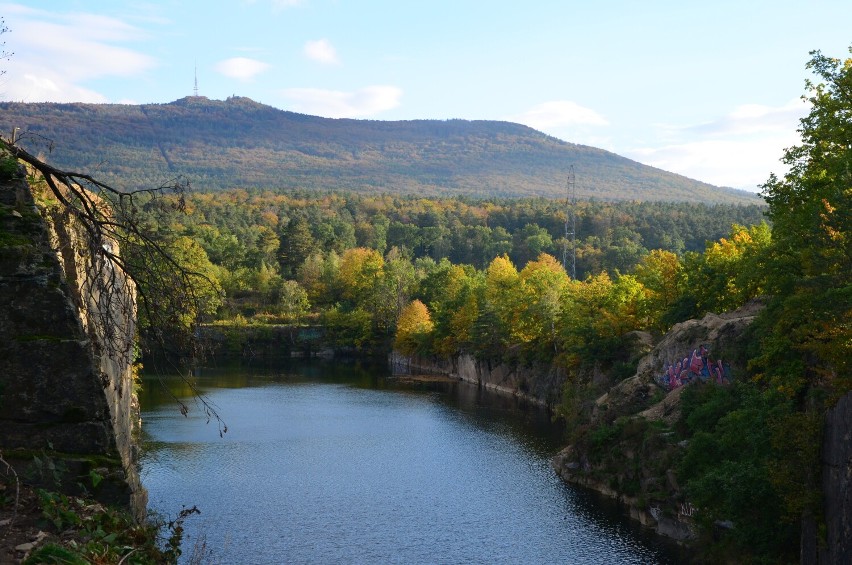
left=656, top=345, right=731, bottom=390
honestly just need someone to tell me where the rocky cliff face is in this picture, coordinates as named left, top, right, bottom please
left=593, top=301, right=762, bottom=427
left=552, top=302, right=764, bottom=543
left=390, top=351, right=567, bottom=408
left=0, top=175, right=145, bottom=518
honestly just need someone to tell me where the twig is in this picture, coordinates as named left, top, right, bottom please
left=0, top=450, right=20, bottom=528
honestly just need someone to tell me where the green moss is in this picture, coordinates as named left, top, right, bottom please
left=0, top=230, right=32, bottom=247
left=0, top=153, right=19, bottom=180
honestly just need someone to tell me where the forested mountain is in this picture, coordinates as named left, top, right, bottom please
left=0, top=96, right=758, bottom=204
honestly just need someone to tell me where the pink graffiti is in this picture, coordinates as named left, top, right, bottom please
left=657, top=345, right=730, bottom=390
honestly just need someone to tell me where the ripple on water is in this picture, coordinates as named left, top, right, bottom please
left=141, top=368, right=677, bottom=564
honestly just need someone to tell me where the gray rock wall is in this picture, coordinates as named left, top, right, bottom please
left=390, top=351, right=567, bottom=408
left=0, top=176, right=145, bottom=517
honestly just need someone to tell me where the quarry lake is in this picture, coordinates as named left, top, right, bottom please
left=140, top=360, right=679, bottom=564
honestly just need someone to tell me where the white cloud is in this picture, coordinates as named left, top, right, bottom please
left=686, top=98, right=808, bottom=136
left=506, top=100, right=609, bottom=131
left=214, top=57, right=270, bottom=81
left=303, top=39, right=340, bottom=66
left=2, top=72, right=109, bottom=103
left=281, top=85, right=403, bottom=118
left=0, top=4, right=156, bottom=102
left=626, top=100, right=808, bottom=190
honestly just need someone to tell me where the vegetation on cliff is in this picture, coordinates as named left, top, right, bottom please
left=559, top=49, right=850, bottom=563
left=0, top=455, right=200, bottom=564
left=0, top=136, right=215, bottom=562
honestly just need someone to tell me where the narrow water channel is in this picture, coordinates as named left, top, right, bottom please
left=140, top=359, right=680, bottom=564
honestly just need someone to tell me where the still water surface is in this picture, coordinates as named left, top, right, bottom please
left=140, top=360, right=678, bottom=564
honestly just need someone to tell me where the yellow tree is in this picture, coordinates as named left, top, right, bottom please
left=633, top=249, right=681, bottom=332
left=483, top=255, right=521, bottom=350
left=682, top=223, right=771, bottom=316
left=516, top=253, right=570, bottom=354
left=558, top=272, right=615, bottom=363
left=599, top=273, right=647, bottom=338
left=338, top=247, right=384, bottom=304
left=395, top=299, right=434, bottom=355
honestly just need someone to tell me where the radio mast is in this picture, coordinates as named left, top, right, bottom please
left=194, top=62, right=199, bottom=97
left=563, top=165, right=577, bottom=280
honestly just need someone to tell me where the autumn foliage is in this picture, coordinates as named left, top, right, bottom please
left=394, top=300, right=434, bottom=355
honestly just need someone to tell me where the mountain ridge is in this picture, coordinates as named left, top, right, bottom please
left=0, top=96, right=761, bottom=204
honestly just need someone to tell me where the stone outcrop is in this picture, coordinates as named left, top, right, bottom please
left=635, top=299, right=763, bottom=385
left=551, top=301, right=764, bottom=543
left=0, top=175, right=145, bottom=518
left=594, top=300, right=763, bottom=427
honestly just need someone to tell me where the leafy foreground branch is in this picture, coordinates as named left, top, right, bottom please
left=0, top=457, right=204, bottom=565
left=1, top=137, right=192, bottom=353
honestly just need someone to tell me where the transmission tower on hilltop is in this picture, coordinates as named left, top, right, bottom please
left=193, top=63, right=199, bottom=97
left=563, top=165, right=577, bottom=280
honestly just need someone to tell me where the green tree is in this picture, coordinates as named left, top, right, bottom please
left=512, top=223, right=554, bottom=267
left=757, top=49, right=852, bottom=399
left=132, top=235, right=222, bottom=331
left=246, top=225, right=280, bottom=269
left=678, top=384, right=798, bottom=559
left=278, top=216, right=314, bottom=276
left=278, top=280, right=310, bottom=325
left=740, top=47, right=852, bottom=561
left=381, top=247, right=417, bottom=330
left=427, top=262, right=480, bottom=355
left=297, top=252, right=328, bottom=303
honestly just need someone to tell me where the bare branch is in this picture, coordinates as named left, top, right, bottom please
left=0, top=136, right=226, bottom=431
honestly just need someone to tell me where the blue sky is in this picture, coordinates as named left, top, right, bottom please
left=2, top=1, right=851, bottom=191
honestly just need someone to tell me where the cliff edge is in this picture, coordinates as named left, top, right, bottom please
left=0, top=172, right=146, bottom=518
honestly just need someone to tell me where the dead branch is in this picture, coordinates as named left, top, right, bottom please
left=0, top=136, right=225, bottom=433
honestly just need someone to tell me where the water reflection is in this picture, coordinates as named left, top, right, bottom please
left=140, top=359, right=682, bottom=564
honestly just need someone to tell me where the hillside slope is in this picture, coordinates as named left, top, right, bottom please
left=1, top=96, right=760, bottom=204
